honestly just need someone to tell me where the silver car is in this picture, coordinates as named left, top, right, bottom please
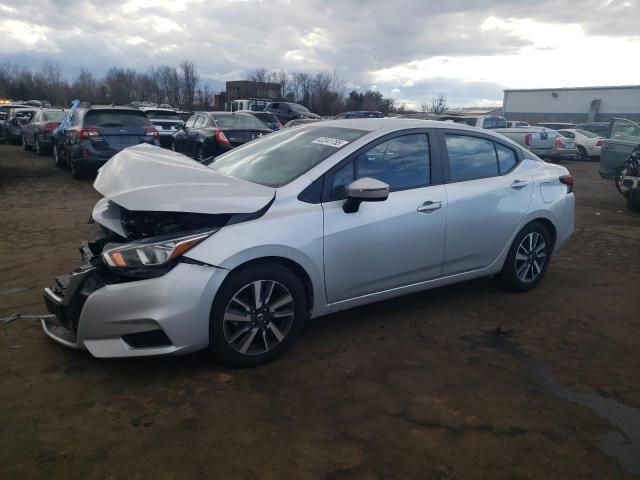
left=42, top=119, right=575, bottom=367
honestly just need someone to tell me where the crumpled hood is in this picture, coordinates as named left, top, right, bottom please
left=93, top=144, right=275, bottom=214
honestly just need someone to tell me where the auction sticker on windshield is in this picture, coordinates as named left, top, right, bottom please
left=312, top=137, right=350, bottom=148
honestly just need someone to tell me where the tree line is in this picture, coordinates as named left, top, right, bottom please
left=0, top=61, right=446, bottom=115
left=0, top=60, right=210, bottom=111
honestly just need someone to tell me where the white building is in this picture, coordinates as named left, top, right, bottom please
left=503, top=85, right=640, bottom=124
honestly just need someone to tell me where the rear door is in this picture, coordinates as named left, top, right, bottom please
left=175, top=115, right=196, bottom=154
left=599, top=118, right=640, bottom=179
left=440, top=131, right=533, bottom=274
left=322, top=130, right=446, bottom=302
left=83, top=110, right=152, bottom=154
left=186, top=115, right=205, bottom=155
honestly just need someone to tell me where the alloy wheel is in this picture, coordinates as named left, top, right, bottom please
left=223, top=280, right=295, bottom=356
left=515, top=232, right=547, bottom=283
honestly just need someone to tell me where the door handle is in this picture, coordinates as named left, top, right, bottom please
left=417, top=201, right=442, bottom=213
left=510, top=180, right=529, bottom=189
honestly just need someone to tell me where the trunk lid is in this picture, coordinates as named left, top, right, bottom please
left=94, top=143, right=275, bottom=214
left=222, top=128, right=270, bottom=147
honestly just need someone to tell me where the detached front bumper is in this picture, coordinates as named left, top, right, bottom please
left=42, top=246, right=228, bottom=357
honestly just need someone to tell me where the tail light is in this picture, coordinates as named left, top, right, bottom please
left=77, top=128, right=100, bottom=140
left=43, top=122, right=59, bottom=132
left=559, top=175, right=574, bottom=194
left=555, top=137, right=563, bottom=148
left=596, top=139, right=603, bottom=147
left=145, top=127, right=160, bottom=140
left=215, top=129, right=231, bottom=146
left=276, top=122, right=283, bottom=130
left=524, top=133, right=532, bottom=146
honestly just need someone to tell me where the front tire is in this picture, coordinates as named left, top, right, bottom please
left=498, top=222, right=552, bottom=292
left=210, top=263, right=308, bottom=367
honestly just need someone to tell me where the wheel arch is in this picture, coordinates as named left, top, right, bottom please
left=223, top=256, right=315, bottom=313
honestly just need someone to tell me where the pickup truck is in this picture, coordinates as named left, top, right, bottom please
left=494, top=126, right=558, bottom=158
left=599, top=117, right=640, bottom=179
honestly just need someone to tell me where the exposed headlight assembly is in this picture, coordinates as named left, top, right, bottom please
left=102, top=229, right=215, bottom=274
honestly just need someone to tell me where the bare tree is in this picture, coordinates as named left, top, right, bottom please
left=429, top=92, right=448, bottom=114
left=420, top=101, right=428, bottom=113
left=180, top=60, right=199, bottom=110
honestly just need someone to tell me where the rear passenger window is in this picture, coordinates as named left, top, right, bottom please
left=445, top=135, right=499, bottom=181
left=185, top=116, right=196, bottom=128
left=495, top=143, right=517, bottom=173
left=331, top=134, right=430, bottom=198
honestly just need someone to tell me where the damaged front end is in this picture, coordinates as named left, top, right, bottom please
left=41, top=208, right=225, bottom=349
left=41, top=144, right=276, bottom=353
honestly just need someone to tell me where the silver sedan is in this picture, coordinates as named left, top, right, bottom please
left=42, top=119, right=575, bottom=367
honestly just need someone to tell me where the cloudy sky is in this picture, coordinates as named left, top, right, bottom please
left=1, top=0, right=639, bottom=108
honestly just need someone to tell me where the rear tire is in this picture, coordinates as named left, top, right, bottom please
left=196, top=144, right=205, bottom=162
left=53, top=145, right=65, bottom=168
left=498, top=222, right=552, bottom=292
left=209, top=262, right=308, bottom=367
left=35, top=136, right=46, bottom=156
left=70, top=161, right=84, bottom=179
left=577, top=146, right=588, bottom=161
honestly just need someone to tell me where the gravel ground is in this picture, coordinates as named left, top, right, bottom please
left=1, top=144, right=640, bottom=479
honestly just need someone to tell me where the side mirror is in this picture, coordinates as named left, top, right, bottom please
left=343, top=177, right=390, bottom=213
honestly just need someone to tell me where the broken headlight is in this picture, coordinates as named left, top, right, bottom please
left=102, top=229, right=215, bottom=270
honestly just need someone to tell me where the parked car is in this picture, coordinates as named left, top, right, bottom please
left=230, top=99, right=270, bottom=112
left=177, top=110, right=194, bottom=121
left=283, top=118, right=321, bottom=128
left=264, top=102, right=321, bottom=124
left=139, top=107, right=184, bottom=148
left=53, top=105, right=160, bottom=178
left=246, top=111, right=283, bottom=131
left=41, top=119, right=574, bottom=367
left=506, top=120, right=529, bottom=128
left=439, top=115, right=507, bottom=129
left=599, top=117, right=640, bottom=179
left=495, top=126, right=558, bottom=158
left=548, top=134, right=579, bottom=162
left=557, top=129, right=603, bottom=161
left=536, top=122, right=576, bottom=130
left=576, top=122, right=609, bottom=137
left=21, top=108, right=67, bottom=155
left=334, top=111, right=384, bottom=119
left=0, top=107, right=36, bottom=144
left=172, top=111, right=272, bottom=161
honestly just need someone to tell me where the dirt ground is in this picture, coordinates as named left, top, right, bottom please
left=1, top=144, right=640, bottom=479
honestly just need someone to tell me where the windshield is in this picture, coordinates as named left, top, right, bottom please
left=43, top=111, right=67, bottom=122
left=213, top=114, right=268, bottom=129
left=144, top=110, right=181, bottom=120
left=209, top=126, right=366, bottom=187
left=85, top=110, right=151, bottom=128
left=576, top=129, right=598, bottom=138
left=290, top=104, right=310, bottom=113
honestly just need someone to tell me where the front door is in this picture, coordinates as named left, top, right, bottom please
left=322, top=132, right=446, bottom=303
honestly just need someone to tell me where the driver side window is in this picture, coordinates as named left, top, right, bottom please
left=330, top=133, right=431, bottom=199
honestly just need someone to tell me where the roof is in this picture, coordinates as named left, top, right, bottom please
left=504, top=85, right=640, bottom=93
left=309, top=117, right=500, bottom=135
left=139, top=107, right=177, bottom=112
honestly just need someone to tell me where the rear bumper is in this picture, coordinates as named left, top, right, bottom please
left=42, top=258, right=228, bottom=358
left=544, top=149, right=579, bottom=161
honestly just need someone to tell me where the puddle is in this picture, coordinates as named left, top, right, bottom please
left=472, top=328, right=640, bottom=475
left=0, top=287, right=29, bottom=296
